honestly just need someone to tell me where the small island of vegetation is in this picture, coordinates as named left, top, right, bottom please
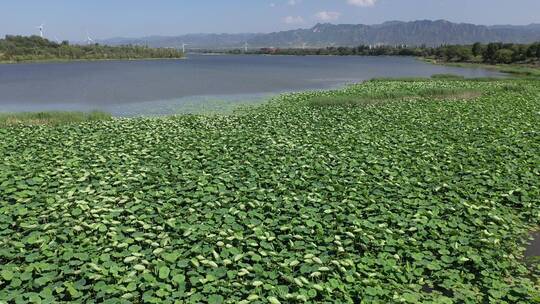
left=0, top=35, right=184, bottom=63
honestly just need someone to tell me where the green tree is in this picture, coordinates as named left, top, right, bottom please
left=472, top=42, right=484, bottom=57
left=511, top=44, right=527, bottom=62
left=0, top=35, right=183, bottom=62
left=455, top=46, right=473, bottom=61
left=493, top=49, right=514, bottom=64
left=528, top=42, right=540, bottom=59
left=483, top=43, right=502, bottom=63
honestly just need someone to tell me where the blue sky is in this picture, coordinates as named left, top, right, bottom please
left=1, top=0, right=539, bottom=40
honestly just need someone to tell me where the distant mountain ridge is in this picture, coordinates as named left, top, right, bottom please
left=100, top=20, right=540, bottom=49
left=101, top=33, right=259, bottom=49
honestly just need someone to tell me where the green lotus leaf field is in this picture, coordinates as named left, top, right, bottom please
left=0, top=79, right=539, bottom=303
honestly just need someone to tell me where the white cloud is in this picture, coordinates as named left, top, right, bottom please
left=283, top=16, right=305, bottom=24
left=314, top=11, right=341, bottom=22
left=270, top=3, right=276, bottom=7
left=347, top=0, right=377, bottom=7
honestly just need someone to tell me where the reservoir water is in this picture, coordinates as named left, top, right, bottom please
left=0, top=55, right=502, bottom=116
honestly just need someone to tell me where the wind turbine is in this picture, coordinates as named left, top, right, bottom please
left=36, top=24, right=45, bottom=38
left=244, top=42, right=249, bottom=52
left=54, top=37, right=61, bottom=44
left=181, top=43, right=189, bottom=53
left=86, top=31, right=94, bottom=45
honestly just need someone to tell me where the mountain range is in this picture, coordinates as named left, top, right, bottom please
left=100, top=20, right=540, bottom=49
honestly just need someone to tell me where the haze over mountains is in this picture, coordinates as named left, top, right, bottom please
left=100, top=20, right=540, bottom=49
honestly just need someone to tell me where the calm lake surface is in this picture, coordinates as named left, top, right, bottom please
left=0, top=55, right=502, bottom=116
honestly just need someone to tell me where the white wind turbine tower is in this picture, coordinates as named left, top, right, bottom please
left=181, top=43, right=189, bottom=53
left=86, top=31, right=94, bottom=45
left=36, top=24, right=45, bottom=38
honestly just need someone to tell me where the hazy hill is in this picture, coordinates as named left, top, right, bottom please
left=100, top=33, right=259, bottom=49
left=100, top=20, right=540, bottom=49
left=248, top=20, right=540, bottom=47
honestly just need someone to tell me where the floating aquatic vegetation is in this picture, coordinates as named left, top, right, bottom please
left=0, top=79, right=539, bottom=303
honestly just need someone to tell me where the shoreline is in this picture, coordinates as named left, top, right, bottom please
left=0, top=74, right=531, bottom=123
left=419, top=57, right=540, bottom=78
left=2, top=52, right=538, bottom=75
left=0, top=56, right=186, bottom=65
left=2, top=53, right=537, bottom=75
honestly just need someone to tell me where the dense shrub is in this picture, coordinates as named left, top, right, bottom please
left=0, top=35, right=183, bottom=62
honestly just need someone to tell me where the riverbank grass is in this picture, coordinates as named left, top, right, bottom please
left=0, top=111, right=111, bottom=127
left=422, top=58, right=540, bottom=79
left=307, top=86, right=482, bottom=107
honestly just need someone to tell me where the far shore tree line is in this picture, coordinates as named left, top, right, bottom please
left=0, top=35, right=184, bottom=62
left=2, top=35, right=539, bottom=65
left=221, top=42, right=540, bottom=65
